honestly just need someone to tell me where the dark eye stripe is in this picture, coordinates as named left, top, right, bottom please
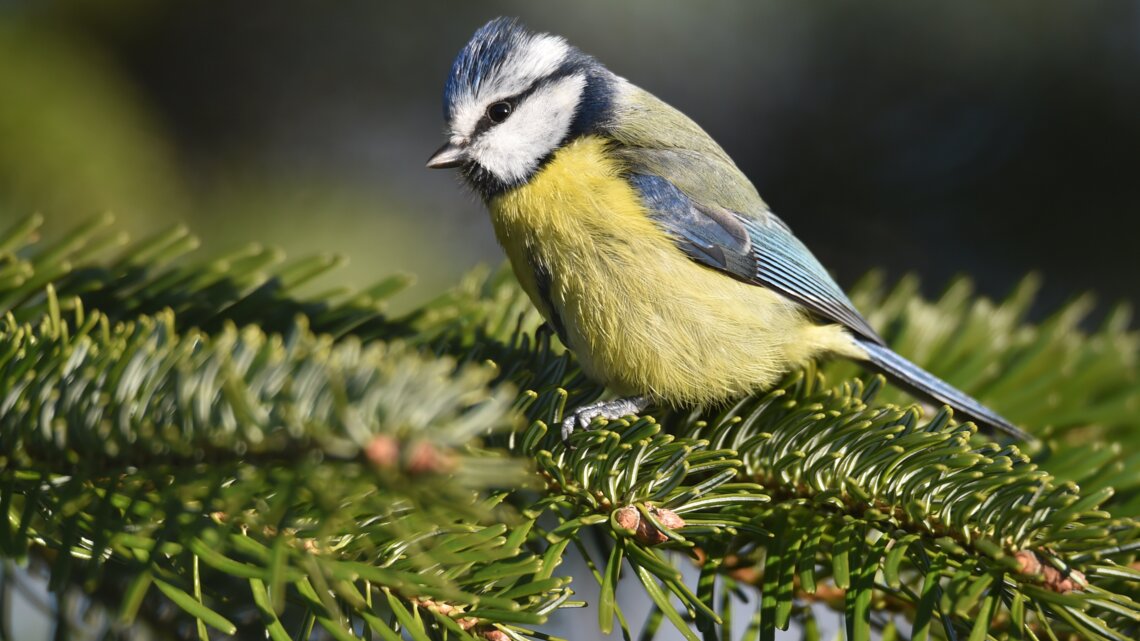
left=479, top=68, right=609, bottom=144
left=469, top=75, right=553, bottom=137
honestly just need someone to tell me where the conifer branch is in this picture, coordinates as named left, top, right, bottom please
left=2, top=215, right=1138, bottom=640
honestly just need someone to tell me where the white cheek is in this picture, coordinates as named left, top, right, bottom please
left=472, top=74, right=587, bottom=184
left=450, top=102, right=482, bottom=142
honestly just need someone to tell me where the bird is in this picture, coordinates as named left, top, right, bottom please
left=427, top=17, right=1031, bottom=443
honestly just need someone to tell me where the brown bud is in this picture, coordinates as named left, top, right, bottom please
left=614, top=506, right=641, bottom=531
left=365, top=434, right=399, bottom=468
left=1043, top=566, right=1086, bottom=594
left=1015, top=550, right=1041, bottom=575
left=406, top=440, right=456, bottom=474
left=480, top=628, right=510, bottom=641
left=1015, top=550, right=1085, bottom=594
left=650, top=506, right=686, bottom=530
left=614, top=505, right=685, bottom=546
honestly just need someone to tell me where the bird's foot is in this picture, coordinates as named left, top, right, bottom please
left=561, top=396, right=650, bottom=443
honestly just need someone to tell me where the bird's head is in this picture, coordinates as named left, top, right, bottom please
left=427, top=17, right=615, bottom=197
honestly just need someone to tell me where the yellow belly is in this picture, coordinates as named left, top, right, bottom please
left=488, top=136, right=855, bottom=405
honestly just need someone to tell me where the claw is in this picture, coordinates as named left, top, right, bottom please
left=560, top=396, right=650, bottom=443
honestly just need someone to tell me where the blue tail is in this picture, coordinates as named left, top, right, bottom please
left=855, top=338, right=1032, bottom=442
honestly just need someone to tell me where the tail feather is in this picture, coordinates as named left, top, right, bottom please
left=855, top=338, right=1033, bottom=442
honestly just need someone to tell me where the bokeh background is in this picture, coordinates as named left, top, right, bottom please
left=3, top=2, right=1140, bottom=639
left=3, top=1, right=1139, bottom=316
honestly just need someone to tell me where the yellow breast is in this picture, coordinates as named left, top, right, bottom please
left=488, top=136, right=854, bottom=405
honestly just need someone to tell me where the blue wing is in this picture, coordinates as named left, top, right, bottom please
left=629, top=173, right=885, bottom=346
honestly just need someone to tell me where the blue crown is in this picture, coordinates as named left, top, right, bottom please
left=443, top=17, right=531, bottom=119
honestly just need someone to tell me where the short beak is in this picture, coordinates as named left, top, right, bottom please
left=426, top=141, right=467, bottom=169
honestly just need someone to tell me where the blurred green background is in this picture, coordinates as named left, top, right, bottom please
left=2, top=3, right=1139, bottom=639
left=2, top=1, right=1138, bottom=313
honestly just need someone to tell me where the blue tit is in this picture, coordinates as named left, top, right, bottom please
left=427, top=17, right=1030, bottom=443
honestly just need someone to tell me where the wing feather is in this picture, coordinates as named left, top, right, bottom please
left=630, top=172, right=884, bottom=345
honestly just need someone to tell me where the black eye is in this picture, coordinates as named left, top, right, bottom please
left=487, top=101, right=513, bottom=124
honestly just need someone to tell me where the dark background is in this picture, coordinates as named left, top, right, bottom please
left=3, top=4, right=1139, bottom=639
left=3, top=1, right=1138, bottom=316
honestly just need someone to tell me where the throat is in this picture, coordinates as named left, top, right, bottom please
left=487, top=136, right=634, bottom=233
left=463, top=162, right=521, bottom=200
left=466, top=147, right=563, bottom=199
